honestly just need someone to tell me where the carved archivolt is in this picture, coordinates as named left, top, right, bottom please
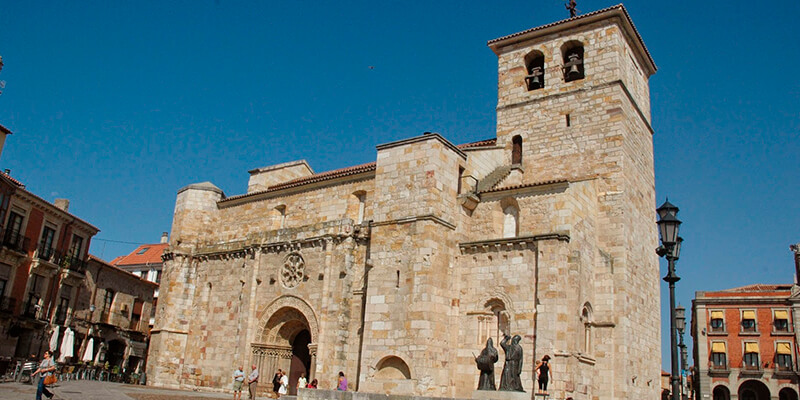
left=255, top=295, right=319, bottom=345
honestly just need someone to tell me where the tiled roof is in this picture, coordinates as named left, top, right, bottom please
left=481, top=179, right=569, bottom=194
left=89, top=254, right=159, bottom=286
left=457, top=138, right=497, bottom=149
left=716, top=284, right=793, bottom=293
left=487, top=4, right=656, bottom=72
left=111, top=243, right=168, bottom=266
left=0, top=171, right=25, bottom=188
left=219, top=138, right=498, bottom=204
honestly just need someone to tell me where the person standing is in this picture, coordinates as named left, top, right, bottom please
left=534, top=355, right=552, bottom=394
left=297, top=373, right=307, bottom=392
left=336, top=371, right=347, bottom=391
left=31, top=350, right=56, bottom=400
left=248, top=364, right=259, bottom=400
left=278, top=370, right=289, bottom=396
left=232, top=365, right=245, bottom=400
left=272, top=369, right=282, bottom=394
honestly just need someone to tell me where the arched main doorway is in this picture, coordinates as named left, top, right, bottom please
left=106, top=339, right=126, bottom=369
left=738, top=380, right=770, bottom=400
left=252, top=298, right=319, bottom=396
left=780, top=387, right=799, bottom=400
left=712, top=385, right=730, bottom=400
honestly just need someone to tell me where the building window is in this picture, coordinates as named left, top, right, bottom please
left=776, top=342, right=793, bottom=371
left=741, top=310, right=757, bottom=332
left=55, top=296, right=69, bottom=325
left=774, top=310, right=790, bottom=332
left=710, top=310, right=725, bottom=332
left=511, top=135, right=522, bottom=165
left=69, top=234, right=84, bottom=259
left=524, top=50, right=545, bottom=90
left=39, top=225, right=56, bottom=260
left=710, top=341, right=727, bottom=369
left=131, top=299, right=143, bottom=331
left=562, top=41, right=585, bottom=82
left=743, top=342, right=759, bottom=369
left=457, top=167, right=465, bottom=194
left=25, top=274, right=44, bottom=318
left=102, top=289, right=115, bottom=322
left=582, top=303, right=593, bottom=354
left=273, top=205, right=287, bottom=229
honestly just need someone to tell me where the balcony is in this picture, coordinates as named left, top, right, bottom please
left=36, top=243, right=60, bottom=264
left=58, top=254, right=87, bottom=274
left=0, top=296, right=16, bottom=313
left=22, top=301, right=41, bottom=320
left=1, top=229, right=29, bottom=254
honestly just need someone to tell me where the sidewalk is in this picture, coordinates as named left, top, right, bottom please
left=0, top=380, right=236, bottom=400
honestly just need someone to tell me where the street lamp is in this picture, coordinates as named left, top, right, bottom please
left=657, top=199, right=683, bottom=400
left=676, top=305, right=687, bottom=400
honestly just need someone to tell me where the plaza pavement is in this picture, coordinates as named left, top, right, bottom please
left=0, top=380, right=249, bottom=400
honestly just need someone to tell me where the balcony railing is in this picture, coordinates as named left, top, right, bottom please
left=37, top=244, right=62, bottom=264
left=2, top=229, right=29, bottom=253
left=58, top=254, right=87, bottom=274
left=22, top=301, right=40, bottom=319
left=0, top=296, right=16, bottom=313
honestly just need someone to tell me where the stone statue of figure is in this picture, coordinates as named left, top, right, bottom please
left=475, top=338, right=499, bottom=390
left=499, top=334, right=524, bottom=392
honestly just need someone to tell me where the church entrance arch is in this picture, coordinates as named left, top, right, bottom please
left=251, top=296, right=319, bottom=395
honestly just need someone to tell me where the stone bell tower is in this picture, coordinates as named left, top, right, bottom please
left=487, top=5, right=661, bottom=399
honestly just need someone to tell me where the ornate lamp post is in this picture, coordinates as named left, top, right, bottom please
left=656, top=199, right=682, bottom=400
left=676, top=305, right=687, bottom=400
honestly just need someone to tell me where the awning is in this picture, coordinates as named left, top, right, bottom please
left=774, top=310, right=789, bottom=320
left=710, top=310, right=724, bottom=319
left=711, top=342, right=726, bottom=353
left=742, top=310, right=756, bottom=320
left=777, top=342, right=792, bottom=355
left=744, top=342, right=759, bottom=353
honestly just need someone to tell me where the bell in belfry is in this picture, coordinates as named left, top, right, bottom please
left=525, top=66, right=544, bottom=90
left=566, top=53, right=582, bottom=78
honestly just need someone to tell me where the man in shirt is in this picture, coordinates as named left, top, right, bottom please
left=232, top=365, right=245, bottom=400
left=248, top=364, right=259, bottom=400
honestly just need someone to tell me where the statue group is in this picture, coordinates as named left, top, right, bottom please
left=475, top=333, right=524, bottom=392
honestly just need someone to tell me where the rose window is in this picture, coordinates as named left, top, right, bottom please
left=281, top=253, right=305, bottom=288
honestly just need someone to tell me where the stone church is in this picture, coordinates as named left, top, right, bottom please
left=147, top=5, right=661, bottom=400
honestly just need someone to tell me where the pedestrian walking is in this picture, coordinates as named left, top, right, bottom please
left=297, top=373, right=307, bottom=392
left=232, top=365, right=245, bottom=400
left=31, top=350, right=57, bottom=400
left=248, top=364, right=259, bottom=400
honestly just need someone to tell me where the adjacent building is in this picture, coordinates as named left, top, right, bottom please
left=68, top=255, right=156, bottom=373
left=0, top=178, right=99, bottom=359
left=691, top=260, right=800, bottom=400
left=110, top=233, right=167, bottom=327
left=149, top=6, right=662, bottom=400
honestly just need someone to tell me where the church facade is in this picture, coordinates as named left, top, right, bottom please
left=147, top=6, right=661, bottom=400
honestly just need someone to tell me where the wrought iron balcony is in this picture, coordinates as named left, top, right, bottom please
left=2, top=229, right=29, bottom=253
left=36, top=243, right=60, bottom=263
left=0, top=296, right=16, bottom=313
left=58, top=254, right=87, bottom=274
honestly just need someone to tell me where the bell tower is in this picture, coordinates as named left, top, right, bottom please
left=487, top=5, right=661, bottom=399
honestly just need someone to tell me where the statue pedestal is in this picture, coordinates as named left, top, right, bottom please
left=471, top=390, right=530, bottom=400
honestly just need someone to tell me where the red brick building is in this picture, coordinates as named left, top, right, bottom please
left=0, top=175, right=99, bottom=359
left=691, top=281, right=799, bottom=400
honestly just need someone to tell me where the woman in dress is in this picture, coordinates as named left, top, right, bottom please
left=336, top=371, right=347, bottom=391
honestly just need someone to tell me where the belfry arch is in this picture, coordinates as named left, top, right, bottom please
left=251, top=296, right=320, bottom=394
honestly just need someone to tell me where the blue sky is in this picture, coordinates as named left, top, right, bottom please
left=1, top=1, right=798, bottom=371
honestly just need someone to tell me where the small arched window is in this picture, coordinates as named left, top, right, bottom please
left=581, top=303, right=593, bottom=354
left=562, top=41, right=585, bottom=82
left=503, top=206, right=519, bottom=238
left=524, top=50, right=545, bottom=90
left=272, top=205, right=287, bottom=229
left=511, top=135, right=522, bottom=165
